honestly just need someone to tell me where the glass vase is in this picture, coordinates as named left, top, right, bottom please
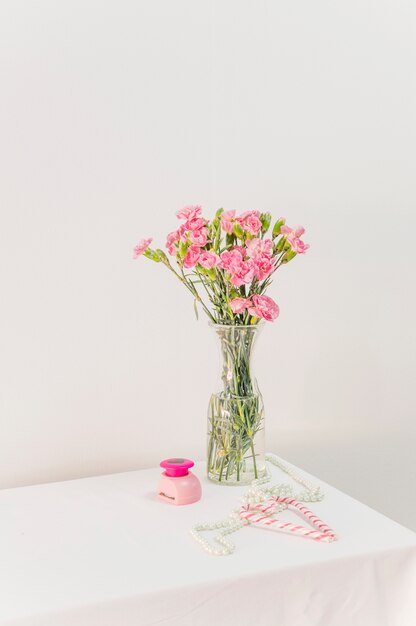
left=207, top=323, right=266, bottom=485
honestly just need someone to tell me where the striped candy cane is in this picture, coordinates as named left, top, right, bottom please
left=240, top=496, right=337, bottom=543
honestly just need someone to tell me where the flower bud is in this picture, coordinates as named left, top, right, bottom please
left=273, top=237, right=286, bottom=253
left=260, top=212, right=271, bottom=234
left=206, top=268, right=217, bottom=280
left=226, top=233, right=235, bottom=247
left=272, top=218, right=286, bottom=239
left=233, top=222, right=245, bottom=239
left=178, top=241, right=188, bottom=258
left=143, top=248, right=161, bottom=262
left=156, top=249, right=168, bottom=263
left=282, top=249, right=297, bottom=264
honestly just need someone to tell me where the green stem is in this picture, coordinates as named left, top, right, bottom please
left=250, top=441, right=258, bottom=479
left=178, top=267, right=217, bottom=322
left=218, top=456, right=225, bottom=482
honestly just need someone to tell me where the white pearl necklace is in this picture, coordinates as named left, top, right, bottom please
left=190, top=453, right=324, bottom=556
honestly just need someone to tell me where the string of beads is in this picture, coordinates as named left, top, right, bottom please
left=190, top=453, right=324, bottom=556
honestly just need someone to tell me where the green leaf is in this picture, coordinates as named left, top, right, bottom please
left=215, top=207, right=224, bottom=218
left=193, top=298, right=199, bottom=320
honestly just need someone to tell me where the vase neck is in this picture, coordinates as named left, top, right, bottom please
left=211, top=324, right=263, bottom=397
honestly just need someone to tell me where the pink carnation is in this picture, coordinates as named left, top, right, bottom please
left=248, top=295, right=279, bottom=321
left=220, top=247, right=254, bottom=287
left=229, top=260, right=254, bottom=287
left=176, top=205, right=202, bottom=220
left=133, top=238, right=152, bottom=259
left=186, top=216, right=207, bottom=231
left=237, top=210, right=262, bottom=236
left=219, top=247, right=244, bottom=271
left=189, top=227, right=209, bottom=246
left=246, top=238, right=275, bottom=280
left=198, top=250, right=220, bottom=269
left=183, top=244, right=201, bottom=268
left=281, top=225, right=305, bottom=237
left=291, top=238, right=309, bottom=254
left=220, top=210, right=236, bottom=234
left=165, top=225, right=187, bottom=255
left=178, top=224, right=188, bottom=242
left=246, top=238, right=273, bottom=258
left=280, top=225, right=309, bottom=254
left=166, top=231, right=179, bottom=256
left=253, top=254, right=275, bottom=281
left=230, top=297, right=251, bottom=314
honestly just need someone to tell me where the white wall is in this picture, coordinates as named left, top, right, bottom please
left=1, top=1, right=415, bottom=529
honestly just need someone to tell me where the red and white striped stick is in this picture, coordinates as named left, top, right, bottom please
left=240, top=496, right=337, bottom=543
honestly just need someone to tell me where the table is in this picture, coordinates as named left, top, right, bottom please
left=1, top=459, right=415, bottom=625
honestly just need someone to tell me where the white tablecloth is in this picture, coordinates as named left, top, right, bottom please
left=0, top=459, right=415, bottom=625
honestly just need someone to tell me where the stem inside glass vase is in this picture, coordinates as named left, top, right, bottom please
left=207, top=323, right=266, bottom=485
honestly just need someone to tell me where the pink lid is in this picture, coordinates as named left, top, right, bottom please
left=160, top=458, right=194, bottom=477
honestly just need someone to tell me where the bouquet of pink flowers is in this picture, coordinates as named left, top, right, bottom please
left=135, top=206, right=309, bottom=483
left=134, top=206, right=309, bottom=325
